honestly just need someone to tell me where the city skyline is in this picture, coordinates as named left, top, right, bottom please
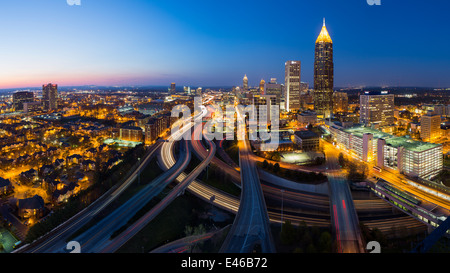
left=1, top=0, right=450, bottom=89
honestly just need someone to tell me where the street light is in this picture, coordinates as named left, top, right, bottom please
left=280, top=189, right=285, bottom=231
left=137, top=157, right=141, bottom=185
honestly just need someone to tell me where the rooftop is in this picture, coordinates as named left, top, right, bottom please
left=385, top=136, right=441, bottom=152
left=342, top=125, right=392, bottom=139
left=294, top=130, right=319, bottom=139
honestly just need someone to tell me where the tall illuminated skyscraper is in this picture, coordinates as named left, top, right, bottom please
left=314, top=19, right=334, bottom=118
left=42, top=83, right=58, bottom=111
left=259, top=79, right=265, bottom=94
left=285, top=60, right=301, bottom=112
left=243, top=74, right=249, bottom=91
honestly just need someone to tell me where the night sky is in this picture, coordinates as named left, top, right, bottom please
left=0, top=0, right=449, bottom=89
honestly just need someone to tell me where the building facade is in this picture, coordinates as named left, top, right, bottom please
left=330, top=124, right=443, bottom=179
left=314, top=20, right=334, bottom=119
left=359, top=91, right=395, bottom=127
left=243, top=74, right=249, bottom=91
left=420, top=111, right=441, bottom=141
left=293, top=130, right=320, bottom=151
left=333, top=92, right=348, bottom=114
left=42, top=83, right=58, bottom=111
left=285, top=60, right=301, bottom=112
left=13, top=91, right=34, bottom=111
left=265, top=78, right=283, bottom=105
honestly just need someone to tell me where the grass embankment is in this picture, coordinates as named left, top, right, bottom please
left=257, top=160, right=327, bottom=184
left=117, top=191, right=234, bottom=253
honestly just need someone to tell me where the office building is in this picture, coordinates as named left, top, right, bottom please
left=13, top=91, right=34, bottom=111
left=293, top=130, right=320, bottom=151
left=330, top=124, right=443, bottom=179
left=359, top=91, right=395, bottom=127
left=42, top=83, right=58, bottom=111
left=314, top=19, right=334, bottom=119
left=252, top=94, right=277, bottom=126
left=333, top=92, right=348, bottom=114
left=120, top=126, right=143, bottom=142
left=169, top=83, right=176, bottom=95
left=420, top=111, right=441, bottom=141
left=285, top=60, right=301, bottom=112
left=23, top=101, right=42, bottom=113
left=259, top=79, right=265, bottom=94
left=298, top=110, right=318, bottom=125
left=377, top=136, right=442, bottom=179
left=265, top=78, right=283, bottom=105
left=243, top=74, right=249, bottom=91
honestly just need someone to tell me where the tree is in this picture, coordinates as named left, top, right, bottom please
left=318, top=231, right=332, bottom=253
left=338, top=153, right=345, bottom=167
left=262, top=160, right=269, bottom=169
left=280, top=220, right=297, bottom=245
left=273, top=163, right=280, bottom=173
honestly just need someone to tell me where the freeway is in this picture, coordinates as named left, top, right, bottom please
left=324, top=141, right=365, bottom=253
left=99, top=129, right=216, bottom=253
left=220, top=138, right=276, bottom=253
left=71, top=139, right=191, bottom=253
left=16, top=141, right=163, bottom=253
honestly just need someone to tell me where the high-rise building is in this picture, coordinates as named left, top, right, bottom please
left=333, top=92, right=349, bottom=114
left=285, top=60, right=301, bottom=112
left=42, top=83, right=58, bottom=111
left=359, top=91, right=394, bottom=127
left=420, top=110, right=441, bottom=141
left=265, top=78, right=283, bottom=105
left=314, top=19, right=334, bottom=119
left=243, top=75, right=249, bottom=91
left=183, top=86, right=191, bottom=95
left=196, top=87, right=202, bottom=96
left=252, top=94, right=278, bottom=127
left=13, top=91, right=34, bottom=111
left=169, top=83, right=176, bottom=94
left=259, top=79, right=265, bottom=94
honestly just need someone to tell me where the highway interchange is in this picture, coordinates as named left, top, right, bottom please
left=15, top=99, right=450, bottom=253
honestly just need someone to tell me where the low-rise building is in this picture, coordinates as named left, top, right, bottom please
left=293, top=130, right=320, bottom=151
left=298, top=110, right=317, bottom=125
left=17, top=195, right=45, bottom=219
left=330, top=124, right=443, bottom=179
left=0, top=177, right=12, bottom=195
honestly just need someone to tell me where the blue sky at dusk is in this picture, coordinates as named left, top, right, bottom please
left=0, top=0, right=449, bottom=89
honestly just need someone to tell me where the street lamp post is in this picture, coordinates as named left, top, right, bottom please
left=281, top=189, right=285, bottom=231
left=138, top=157, right=141, bottom=185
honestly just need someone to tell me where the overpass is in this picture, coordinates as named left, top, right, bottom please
left=98, top=125, right=216, bottom=253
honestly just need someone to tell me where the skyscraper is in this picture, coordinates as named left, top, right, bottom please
left=285, top=61, right=301, bottom=112
left=360, top=91, right=394, bottom=127
left=314, top=19, right=334, bottom=119
left=170, top=83, right=176, bottom=94
left=265, top=78, right=283, bottom=105
left=243, top=74, right=249, bottom=91
left=13, top=91, right=34, bottom=111
left=42, top=83, right=58, bottom=111
left=259, top=79, right=265, bottom=94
